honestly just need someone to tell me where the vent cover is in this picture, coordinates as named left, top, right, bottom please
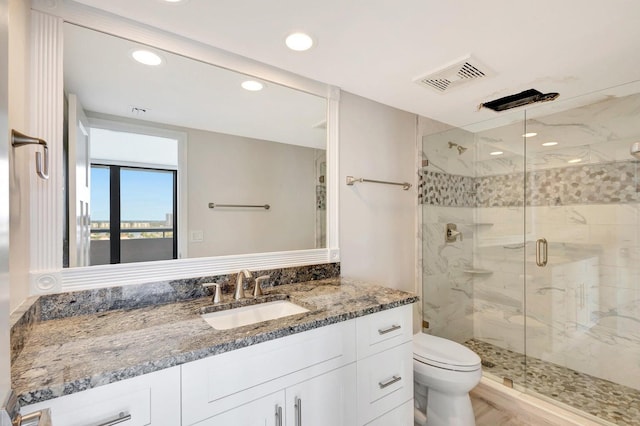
left=414, top=55, right=493, bottom=93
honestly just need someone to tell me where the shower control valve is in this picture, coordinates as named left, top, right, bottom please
left=446, top=223, right=463, bottom=242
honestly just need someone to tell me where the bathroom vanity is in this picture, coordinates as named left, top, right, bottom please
left=13, top=278, right=417, bottom=425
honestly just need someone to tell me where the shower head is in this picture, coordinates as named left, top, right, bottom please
left=448, top=141, right=467, bottom=155
left=631, top=142, right=640, bottom=159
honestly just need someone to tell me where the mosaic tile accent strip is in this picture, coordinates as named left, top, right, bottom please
left=526, top=161, right=639, bottom=206
left=418, top=170, right=477, bottom=207
left=465, top=338, right=640, bottom=425
left=476, top=172, right=525, bottom=207
left=316, top=184, right=326, bottom=210
left=420, top=160, right=639, bottom=207
left=38, top=262, right=340, bottom=321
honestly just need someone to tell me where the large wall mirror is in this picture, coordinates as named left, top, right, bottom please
left=64, top=23, right=327, bottom=268
left=29, top=0, right=339, bottom=292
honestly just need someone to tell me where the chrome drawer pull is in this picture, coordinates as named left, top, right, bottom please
left=378, top=324, right=401, bottom=335
left=275, top=405, right=283, bottom=426
left=94, top=412, right=131, bottom=426
left=378, top=375, right=402, bottom=389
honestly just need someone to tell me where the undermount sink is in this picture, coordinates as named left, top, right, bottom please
left=201, top=300, right=310, bottom=330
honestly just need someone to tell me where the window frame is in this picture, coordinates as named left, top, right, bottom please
left=87, top=117, right=188, bottom=259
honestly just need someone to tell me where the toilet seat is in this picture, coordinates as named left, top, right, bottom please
left=413, top=333, right=481, bottom=372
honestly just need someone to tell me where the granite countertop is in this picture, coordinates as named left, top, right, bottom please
left=12, top=278, right=417, bottom=406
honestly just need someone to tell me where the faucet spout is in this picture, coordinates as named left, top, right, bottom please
left=234, top=269, right=253, bottom=300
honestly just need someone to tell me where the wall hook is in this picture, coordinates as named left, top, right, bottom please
left=11, top=129, right=49, bottom=180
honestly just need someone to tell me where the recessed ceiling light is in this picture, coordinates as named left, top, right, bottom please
left=131, top=49, right=163, bottom=66
left=241, top=80, right=264, bottom=91
left=568, top=158, right=582, bottom=164
left=161, top=0, right=188, bottom=3
left=489, top=151, right=504, bottom=156
left=542, top=141, right=558, bottom=146
left=285, top=32, right=314, bottom=51
left=522, top=132, right=538, bottom=138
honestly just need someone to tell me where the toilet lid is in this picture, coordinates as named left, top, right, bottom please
left=413, top=333, right=481, bottom=372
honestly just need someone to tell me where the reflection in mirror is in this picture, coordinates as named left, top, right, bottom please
left=63, top=24, right=327, bottom=268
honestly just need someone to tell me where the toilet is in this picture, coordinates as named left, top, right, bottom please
left=413, top=333, right=482, bottom=426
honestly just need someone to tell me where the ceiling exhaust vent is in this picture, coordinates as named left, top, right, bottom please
left=414, top=55, right=494, bottom=93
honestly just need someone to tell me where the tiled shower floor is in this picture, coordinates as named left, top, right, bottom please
left=464, top=339, right=640, bottom=425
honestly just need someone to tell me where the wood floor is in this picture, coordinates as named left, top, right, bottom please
left=472, top=395, right=529, bottom=426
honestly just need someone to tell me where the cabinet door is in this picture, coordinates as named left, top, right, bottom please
left=285, top=364, right=356, bottom=426
left=22, top=366, right=180, bottom=426
left=191, top=390, right=285, bottom=426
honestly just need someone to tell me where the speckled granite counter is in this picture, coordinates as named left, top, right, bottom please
left=12, top=278, right=417, bottom=406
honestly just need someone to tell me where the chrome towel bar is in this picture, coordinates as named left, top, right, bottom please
left=208, top=203, right=270, bottom=210
left=346, top=175, right=411, bottom=190
left=11, top=129, right=49, bottom=180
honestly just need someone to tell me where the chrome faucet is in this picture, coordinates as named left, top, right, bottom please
left=234, top=269, right=253, bottom=300
left=253, top=275, right=270, bottom=298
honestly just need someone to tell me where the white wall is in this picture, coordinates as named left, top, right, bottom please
left=339, top=92, right=416, bottom=293
left=186, top=129, right=318, bottom=257
left=8, top=0, right=30, bottom=311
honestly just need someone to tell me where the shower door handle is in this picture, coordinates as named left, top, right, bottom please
left=536, top=238, right=548, bottom=267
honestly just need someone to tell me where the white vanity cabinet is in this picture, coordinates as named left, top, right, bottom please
left=20, top=305, right=414, bottom=426
left=198, top=365, right=357, bottom=426
left=181, top=320, right=357, bottom=425
left=355, top=304, right=414, bottom=425
left=21, top=366, right=181, bottom=426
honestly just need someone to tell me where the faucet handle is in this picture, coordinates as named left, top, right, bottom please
left=254, top=275, right=271, bottom=297
left=202, top=282, right=221, bottom=303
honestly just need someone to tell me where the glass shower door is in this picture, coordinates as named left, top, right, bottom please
left=523, top=83, right=640, bottom=424
left=466, top=115, right=527, bottom=388
left=420, top=112, right=528, bottom=389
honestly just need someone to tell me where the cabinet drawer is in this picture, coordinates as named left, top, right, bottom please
left=22, top=366, right=180, bottom=426
left=356, top=304, right=412, bottom=359
left=182, top=320, right=356, bottom=425
left=356, top=341, right=413, bottom=425
left=365, top=399, right=413, bottom=425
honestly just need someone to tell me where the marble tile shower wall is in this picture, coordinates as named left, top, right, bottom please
left=420, top=161, right=640, bottom=391
left=422, top=205, right=475, bottom=344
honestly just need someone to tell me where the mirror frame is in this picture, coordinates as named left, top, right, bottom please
left=28, top=0, right=340, bottom=292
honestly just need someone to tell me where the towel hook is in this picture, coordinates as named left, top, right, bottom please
left=11, top=129, right=49, bottom=180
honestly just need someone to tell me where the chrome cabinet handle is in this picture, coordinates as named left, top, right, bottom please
left=378, top=375, right=402, bottom=389
left=94, top=412, right=131, bottom=426
left=536, top=238, right=548, bottom=267
left=275, top=405, right=283, bottom=426
left=294, top=397, right=302, bottom=426
left=378, top=324, right=401, bottom=335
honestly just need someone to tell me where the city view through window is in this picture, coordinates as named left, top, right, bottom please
left=90, top=166, right=175, bottom=240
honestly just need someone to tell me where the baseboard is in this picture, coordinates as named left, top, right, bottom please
left=471, top=376, right=614, bottom=426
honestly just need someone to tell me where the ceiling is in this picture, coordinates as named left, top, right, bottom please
left=72, top=0, right=640, bottom=128
left=64, top=23, right=327, bottom=149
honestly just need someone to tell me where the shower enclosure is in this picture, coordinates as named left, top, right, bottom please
left=420, top=81, right=640, bottom=425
